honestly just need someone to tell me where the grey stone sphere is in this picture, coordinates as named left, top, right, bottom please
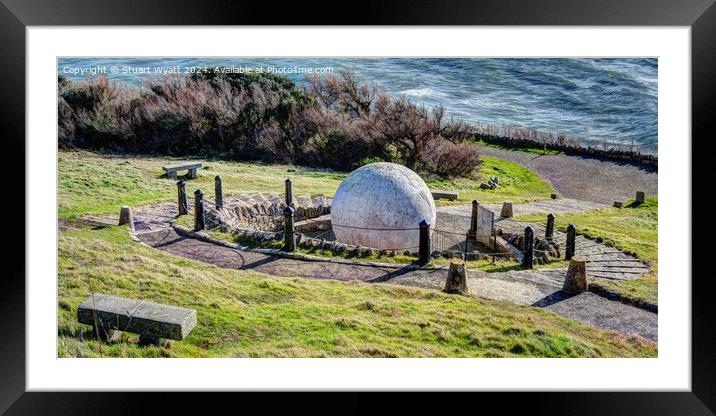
left=331, top=162, right=436, bottom=250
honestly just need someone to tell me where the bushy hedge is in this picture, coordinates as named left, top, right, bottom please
left=58, top=70, right=480, bottom=177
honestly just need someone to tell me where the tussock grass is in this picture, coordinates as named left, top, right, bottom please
left=58, top=226, right=656, bottom=357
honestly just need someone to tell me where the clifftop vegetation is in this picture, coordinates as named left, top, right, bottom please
left=58, top=70, right=480, bottom=177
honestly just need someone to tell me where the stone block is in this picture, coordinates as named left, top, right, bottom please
left=444, top=260, right=468, bottom=295
left=500, top=201, right=513, bottom=218
left=77, top=294, right=196, bottom=341
left=636, top=191, right=645, bottom=204
left=563, top=258, right=588, bottom=293
left=613, top=201, right=623, bottom=208
left=551, top=193, right=558, bottom=199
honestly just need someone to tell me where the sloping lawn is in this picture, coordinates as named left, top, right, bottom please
left=58, top=151, right=554, bottom=219
left=58, top=225, right=655, bottom=358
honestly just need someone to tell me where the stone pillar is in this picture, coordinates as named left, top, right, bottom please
left=521, top=226, right=534, bottom=269
left=283, top=206, right=296, bottom=252
left=444, top=260, right=468, bottom=295
left=468, top=199, right=480, bottom=241
left=118, top=206, right=135, bottom=233
left=545, top=213, right=555, bottom=241
left=214, top=175, right=223, bottom=209
left=500, top=201, right=513, bottom=218
left=563, top=257, right=588, bottom=293
left=636, top=191, right=645, bottom=204
left=194, top=189, right=205, bottom=231
left=285, top=178, right=293, bottom=208
left=565, top=223, right=576, bottom=260
left=188, top=168, right=198, bottom=179
left=418, top=219, right=431, bottom=265
left=177, top=181, right=188, bottom=215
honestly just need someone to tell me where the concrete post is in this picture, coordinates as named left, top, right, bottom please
left=118, top=206, right=135, bottom=234
left=177, top=181, right=188, bottom=215
left=283, top=206, right=296, bottom=252
left=566, top=223, right=576, bottom=260
left=214, top=175, right=223, bottom=209
left=418, top=219, right=431, bottom=265
left=546, top=213, right=555, bottom=241
left=194, top=189, right=205, bottom=231
left=522, top=226, right=534, bottom=269
left=285, top=178, right=293, bottom=208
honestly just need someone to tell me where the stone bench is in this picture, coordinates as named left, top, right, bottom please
left=162, top=162, right=202, bottom=179
left=431, top=190, right=459, bottom=201
left=77, top=294, right=197, bottom=347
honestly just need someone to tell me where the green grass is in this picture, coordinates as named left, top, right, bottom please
left=516, top=198, right=658, bottom=305
left=475, top=139, right=563, bottom=155
left=58, top=150, right=555, bottom=219
left=58, top=225, right=656, bottom=357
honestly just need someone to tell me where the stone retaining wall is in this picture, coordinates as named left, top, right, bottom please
left=209, top=193, right=331, bottom=232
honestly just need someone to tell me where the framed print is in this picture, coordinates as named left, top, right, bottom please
left=1, top=0, right=713, bottom=413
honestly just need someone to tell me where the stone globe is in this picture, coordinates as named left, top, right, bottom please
left=330, top=162, right=436, bottom=250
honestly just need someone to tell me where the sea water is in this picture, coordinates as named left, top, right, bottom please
left=58, top=57, right=658, bottom=151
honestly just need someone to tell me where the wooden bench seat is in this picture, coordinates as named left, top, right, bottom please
left=431, top=190, right=459, bottom=201
left=77, top=294, right=197, bottom=346
left=162, top=162, right=202, bottom=179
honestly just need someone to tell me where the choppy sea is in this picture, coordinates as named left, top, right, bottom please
left=58, top=57, right=658, bottom=150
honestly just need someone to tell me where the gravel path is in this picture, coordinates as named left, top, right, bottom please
left=477, top=145, right=658, bottom=204
left=137, top=226, right=657, bottom=341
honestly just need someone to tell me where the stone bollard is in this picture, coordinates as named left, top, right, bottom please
left=283, top=206, right=295, bottom=252
left=214, top=175, right=223, bottom=209
left=563, top=257, right=588, bottom=293
left=444, top=260, right=468, bottom=295
left=565, top=223, right=576, bottom=260
left=285, top=178, right=293, bottom=208
left=118, top=206, right=135, bottom=234
left=468, top=199, right=480, bottom=241
left=521, top=226, right=534, bottom=269
left=194, top=189, right=205, bottom=231
left=545, top=213, right=555, bottom=241
left=177, top=181, right=188, bottom=215
left=418, top=219, right=431, bottom=265
left=635, top=191, right=645, bottom=204
left=551, top=193, right=558, bottom=199
left=500, top=201, right=513, bottom=218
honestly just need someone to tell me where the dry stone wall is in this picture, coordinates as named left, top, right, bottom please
left=208, top=193, right=331, bottom=232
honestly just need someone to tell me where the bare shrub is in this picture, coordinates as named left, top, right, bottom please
left=420, top=140, right=480, bottom=177
left=372, top=94, right=475, bottom=171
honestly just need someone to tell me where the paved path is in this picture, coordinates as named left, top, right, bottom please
left=476, top=145, right=658, bottom=205
left=83, top=198, right=656, bottom=341
left=439, top=198, right=608, bottom=217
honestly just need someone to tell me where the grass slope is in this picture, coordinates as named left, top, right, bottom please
left=58, top=151, right=554, bottom=219
left=517, top=198, right=658, bottom=305
left=58, top=225, right=656, bottom=358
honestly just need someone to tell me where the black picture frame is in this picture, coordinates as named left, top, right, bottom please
left=1, top=0, right=711, bottom=413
